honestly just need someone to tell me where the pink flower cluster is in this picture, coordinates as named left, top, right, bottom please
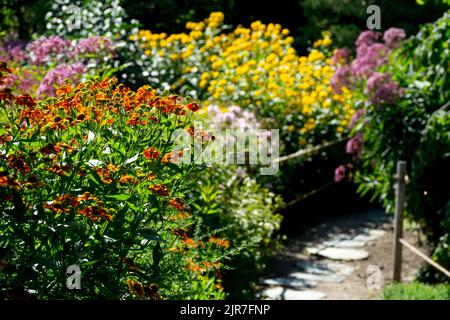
left=27, top=36, right=71, bottom=65
left=332, top=28, right=406, bottom=180
left=1, top=35, right=115, bottom=97
left=331, top=28, right=406, bottom=106
left=345, top=132, right=364, bottom=160
left=71, top=36, right=115, bottom=57
left=38, top=63, right=86, bottom=97
left=365, top=72, right=404, bottom=106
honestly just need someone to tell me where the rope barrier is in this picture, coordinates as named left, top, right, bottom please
left=272, top=136, right=348, bottom=164
left=276, top=181, right=336, bottom=212
left=399, top=238, right=450, bottom=278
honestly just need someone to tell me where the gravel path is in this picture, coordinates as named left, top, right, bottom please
left=259, top=209, right=429, bottom=300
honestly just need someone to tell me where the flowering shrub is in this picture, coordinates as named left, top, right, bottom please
left=0, top=35, right=115, bottom=97
left=333, top=12, right=450, bottom=282
left=132, top=12, right=356, bottom=151
left=0, top=65, right=232, bottom=299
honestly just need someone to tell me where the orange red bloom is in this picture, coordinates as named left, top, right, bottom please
left=149, top=184, right=170, bottom=196
left=143, top=147, right=160, bottom=160
left=168, top=198, right=184, bottom=211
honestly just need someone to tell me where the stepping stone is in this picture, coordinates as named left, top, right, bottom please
left=353, top=229, right=386, bottom=242
left=313, top=247, right=369, bottom=261
left=296, top=261, right=355, bottom=276
left=368, top=229, right=386, bottom=237
left=260, top=277, right=316, bottom=288
left=323, top=239, right=366, bottom=248
left=325, top=262, right=355, bottom=276
left=288, top=272, right=345, bottom=283
left=262, top=287, right=326, bottom=300
left=353, top=234, right=380, bottom=242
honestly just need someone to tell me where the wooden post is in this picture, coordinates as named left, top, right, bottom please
left=393, top=161, right=407, bottom=282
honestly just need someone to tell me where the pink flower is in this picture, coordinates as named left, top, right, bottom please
left=348, top=109, right=366, bottom=129
left=352, top=43, right=390, bottom=76
left=383, top=28, right=406, bottom=49
left=334, top=165, right=348, bottom=182
left=26, top=36, right=71, bottom=65
left=365, top=72, right=403, bottom=105
left=72, top=36, right=115, bottom=57
left=346, top=133, right=364, bottom=160
left=38, top=63, right=86, bottom=98
left=355, top=31, right=381, bottom=48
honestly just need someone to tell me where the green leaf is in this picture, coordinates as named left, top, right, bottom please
left=139, top=228, right=165, bottom=242
left=107, top=194, right=131, bottom=201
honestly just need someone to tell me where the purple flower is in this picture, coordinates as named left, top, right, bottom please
left=334, top=165, right=348, bottom=183
left=346, top=132, right=364, bottom=159
left=26, top=36, right=71, bottom=65
left=38, top=63, right=86, bottom=98
left=330, top=65, right=354, bottom=94
left=365, top=72, right=403, bottom=106
left=383, top=28, right=406, bottom=49
left=355, top=31, right=381, bottom=48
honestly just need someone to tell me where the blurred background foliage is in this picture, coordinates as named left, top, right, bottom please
left=1, top=0, right=448, bottom=51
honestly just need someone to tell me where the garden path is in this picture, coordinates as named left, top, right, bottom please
left=259, top=209, right=428, bottom=300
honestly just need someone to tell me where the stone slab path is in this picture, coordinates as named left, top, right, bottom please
left=259, top=209, right=428, bottom=300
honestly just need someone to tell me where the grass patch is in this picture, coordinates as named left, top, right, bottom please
left=383, top=282, right=450, bottom=300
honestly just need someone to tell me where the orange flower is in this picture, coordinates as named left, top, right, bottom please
left=186, top=102, right=200, bottom=112
left=183, top=237, right=197, bottom=248
left=127, top=279, right=145, bottom=298
left=0, top=176, right=9, bottom=187
left=40, top=143, right=61, bottom=155
left=44, top=194, right=80, bottom=214
left=168, top=198, right=184, bottom=211
left=106, top=163, right=120, bottom=172
left=56, top=84, right=72, bottom=96
left=95, top=92, right=108, bottom=101
left=95, top=167, right=114, bottom=184
left=149, top=184, right=170, bottom=196
left=187, top=126, right=195, bottom=136
left=119, top=175, right=138, bottom=184
left=208, top=236, right=230, bottom=248
left=146, top=172, right=156, bottom=180
left=48, top=163, right=70, bottom=176
left=6, top=155, right=30, bottom=173
left=143, top=147, right=160, bottom=160
left=15, top=95, right=36, bottom=107
left=77, top=205, right=112, bottom=222
left=0, top=133, right=11, bottom=144
left=161, top=152, right=172, bottom=163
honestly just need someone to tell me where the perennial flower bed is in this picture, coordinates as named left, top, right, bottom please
left=0, top=65, right=235, bottom=299
left=131, top=12, right=356, bottom=152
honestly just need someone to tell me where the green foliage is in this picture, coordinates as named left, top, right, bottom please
left=189, top=165, right=284, bottom=298
left=383, top=282, right=450, bottom=300
left=0, top=69, right=229, bottom=299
